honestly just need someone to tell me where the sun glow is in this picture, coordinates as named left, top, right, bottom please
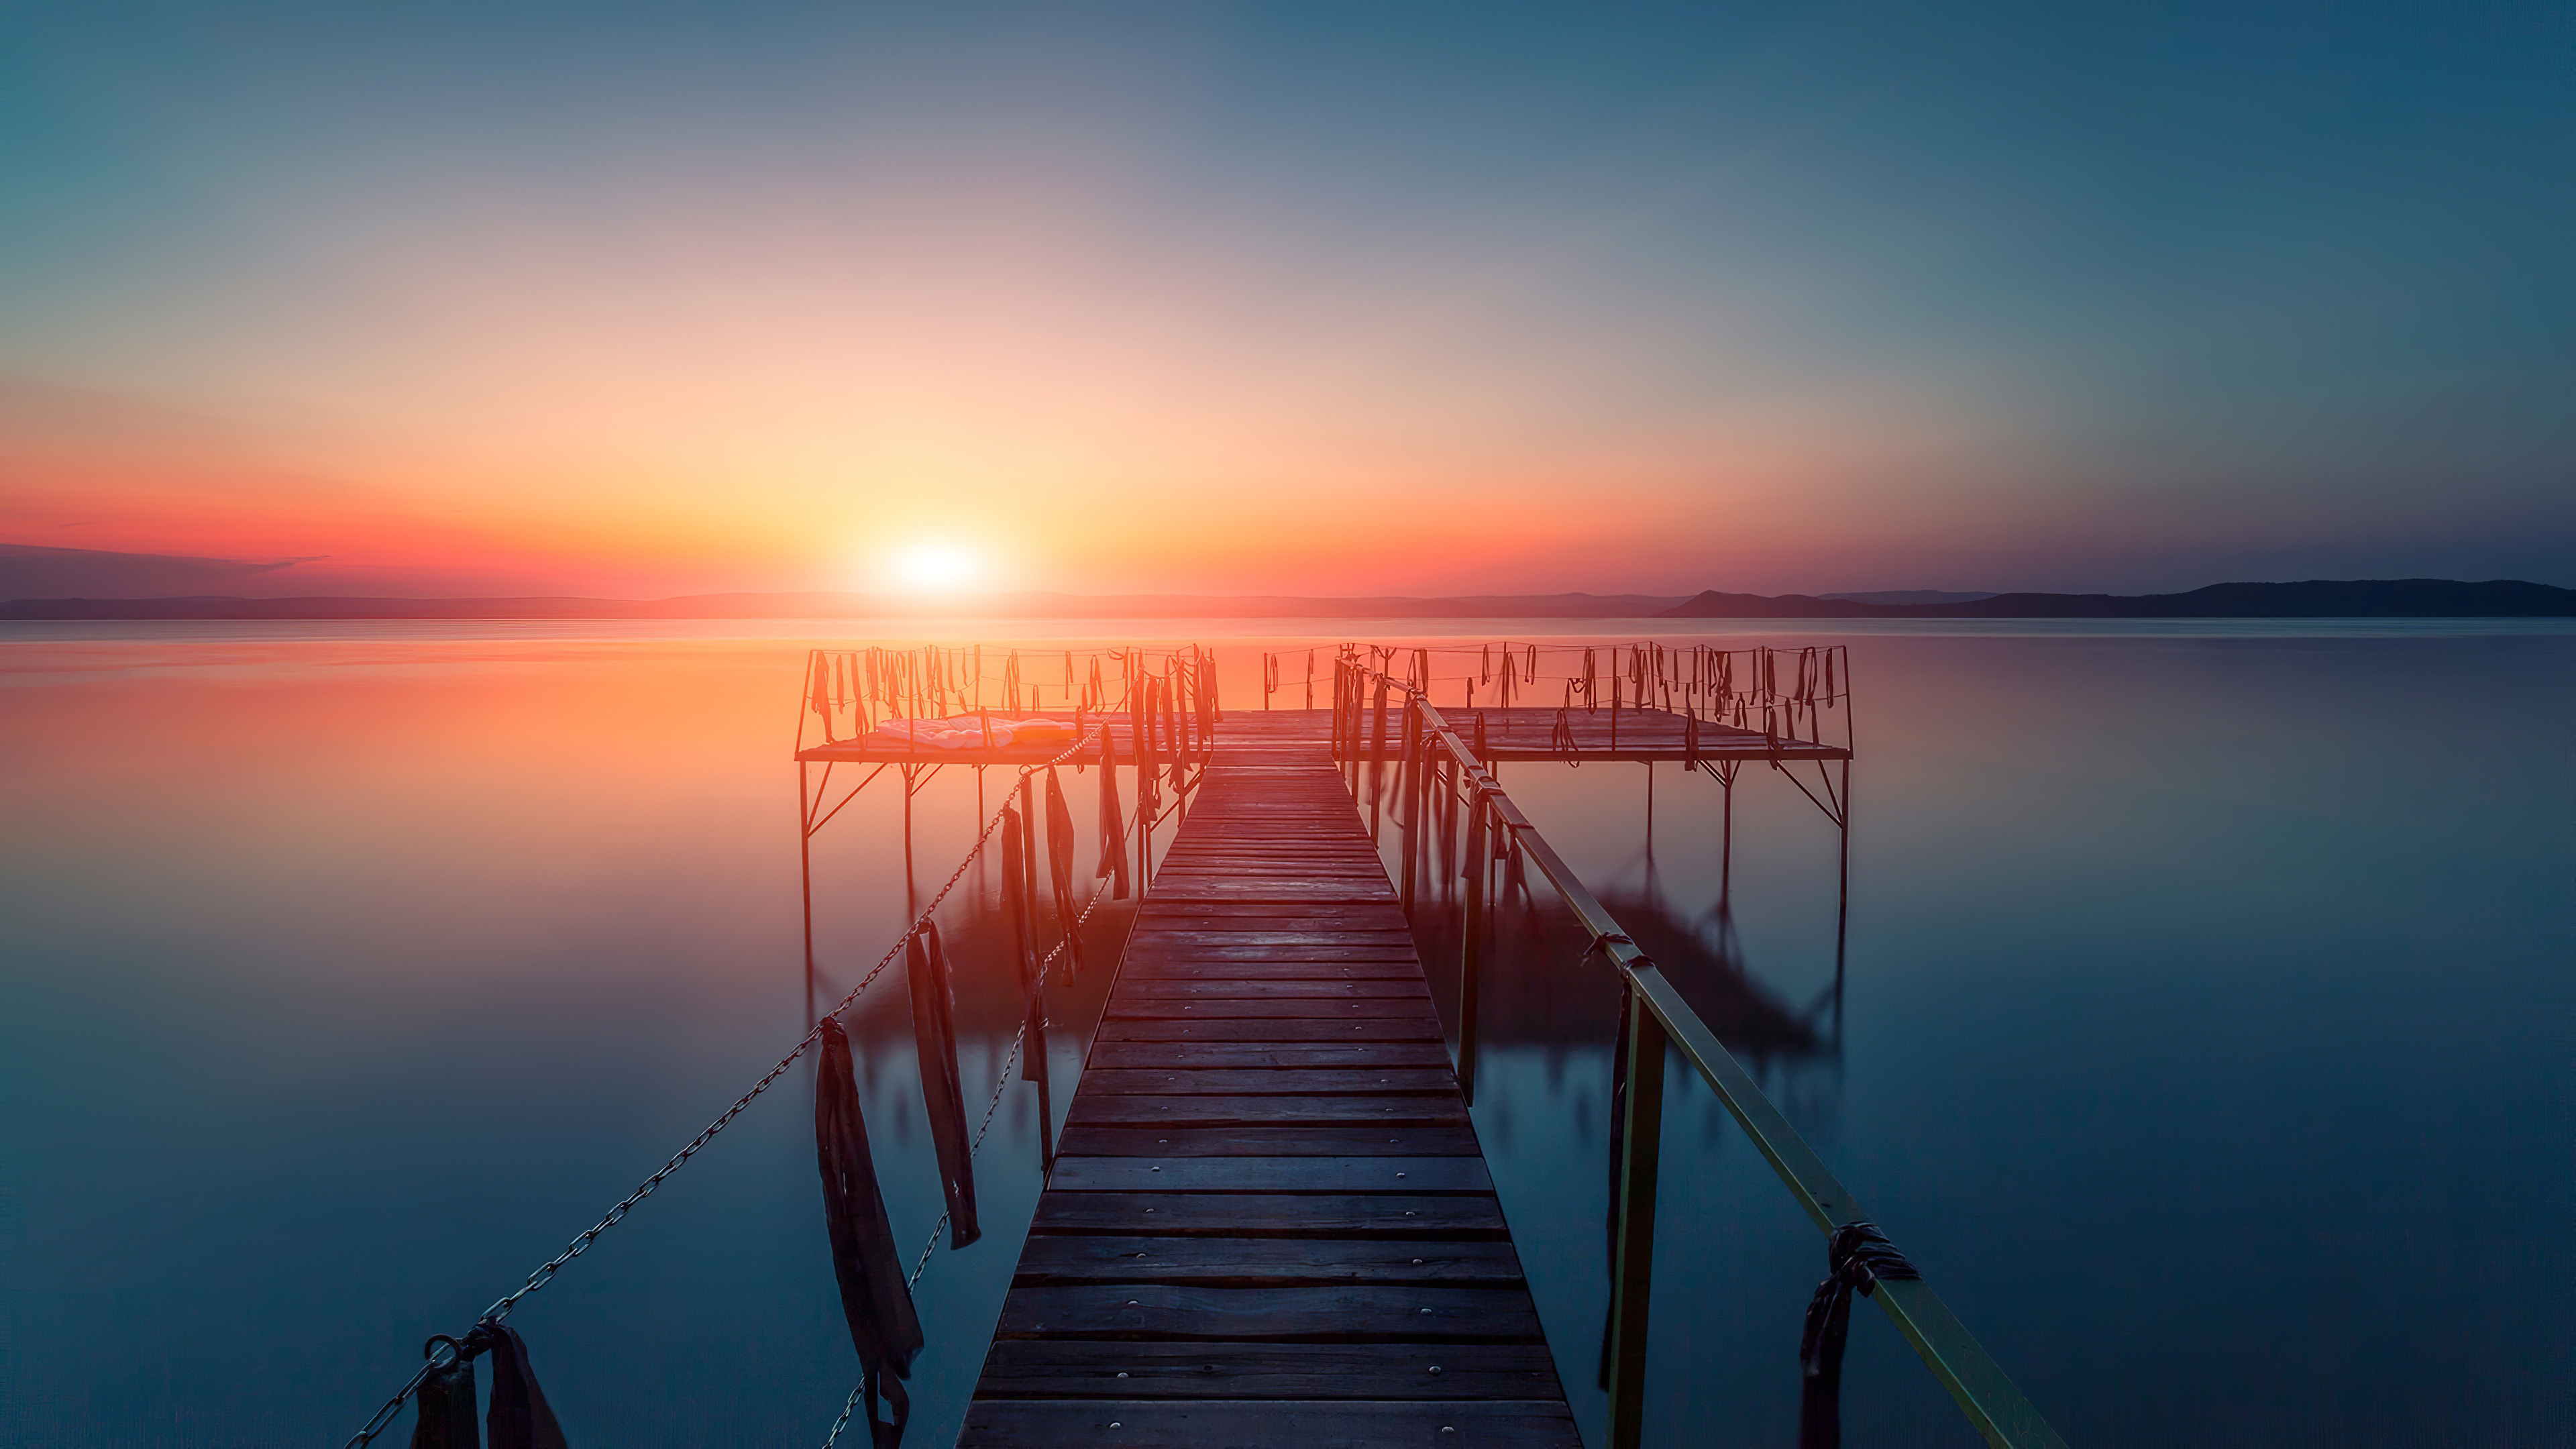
left=886, top=542, right=985, bottom=594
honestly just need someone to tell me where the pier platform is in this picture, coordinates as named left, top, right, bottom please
left=798, top=706, right=1848, bottom=768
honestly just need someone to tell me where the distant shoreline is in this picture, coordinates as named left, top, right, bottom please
left=3, top=578, right=2570, bottom=621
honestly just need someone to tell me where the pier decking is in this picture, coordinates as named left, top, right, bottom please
left=955, top=718, right=1581, bottom=1446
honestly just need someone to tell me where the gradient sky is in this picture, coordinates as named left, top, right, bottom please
left=2, top=3, right=2570, bottom=598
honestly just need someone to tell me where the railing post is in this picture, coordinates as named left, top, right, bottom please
left=1398, top=699, right=1421, bottom=918
left=1607, top=985, right=1667, bottom=1449
left=1456, top=786, right=1487, bottom=1104
left=1368, top=678, right=1391, bottom=841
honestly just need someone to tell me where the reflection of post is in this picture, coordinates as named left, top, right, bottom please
left=902, top=764, right=918, bottom=924
left=1606, top=987, right=1666, bottom=1449
left=800, top=760, right=817, bottom=1030
left=1833, top=759, right=1851, bottom=1042
left=1717, top=760, right=1737, bottom=910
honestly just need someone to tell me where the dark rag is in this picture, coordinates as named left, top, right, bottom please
left=815, top=1015, right=924, bottom=1446
left=906, top=922, right=981, bottom=1248
left=480, top=1323, right=569, bottom=1449
left=1797, top=1222, right=1921, bottom=1449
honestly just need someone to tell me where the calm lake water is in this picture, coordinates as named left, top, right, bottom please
left=5, top=619, right=2569, bottom=1448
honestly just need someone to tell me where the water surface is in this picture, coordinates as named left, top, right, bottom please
left=4, top=619, right=2567, bottom=1446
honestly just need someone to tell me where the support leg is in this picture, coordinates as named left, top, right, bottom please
left=1606, top=990, right=1666, bottom=1449
left=800, top=761, right=817, bottom=1030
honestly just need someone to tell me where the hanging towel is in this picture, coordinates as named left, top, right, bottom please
left=1042, top=768, right=1087, bottom=979
left=814, top=1016, right=922, bottom=1448
left=1096, top=725, right=1131, bottom=900
left=905, top=924, right=981, bottom=1248
left=481, top=1324, right=570, bottom=1449
left=1000, top=808, right=1051, bottom=1081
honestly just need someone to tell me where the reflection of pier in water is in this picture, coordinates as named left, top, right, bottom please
left=1417, top=864, right=1835, bottom=1068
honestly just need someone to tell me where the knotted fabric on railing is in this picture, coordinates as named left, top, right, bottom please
left=1798, top=1222, right=1922, bottom=1449
left=404, top=1323, right=568, bottom=1449
left=1041, top=768, right=1087, bottom=979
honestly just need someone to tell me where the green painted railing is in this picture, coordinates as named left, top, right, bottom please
left=1332, top=655, right=2068, bottom=1449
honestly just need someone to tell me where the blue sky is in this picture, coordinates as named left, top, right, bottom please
left=1, top=3, right=2569, bottom=596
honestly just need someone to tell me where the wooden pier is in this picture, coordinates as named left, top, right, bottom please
left=955, top=714, right=1582, bottom=1446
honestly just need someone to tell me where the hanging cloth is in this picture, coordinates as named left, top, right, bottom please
left=809, top=657, right=837, bottom=744
left=1042, top=767, right=1088, bottom=979
left=814, top=1016, right=923, bottom=1448
left=1095, top=724, right=1131, bottom=900
left=1000, top=806, right=1053, bottom=1081
left=480, top=1324, right=569, bottom=1449
left=905, top=922, right=980, bottom=1248
left=1799, top=1224, right=1921, bottom=1449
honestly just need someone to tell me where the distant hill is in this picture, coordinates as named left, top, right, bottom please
left=1661, top=579, right=2576, bottom=619
left=1815, top=588, right=1998, bottom=606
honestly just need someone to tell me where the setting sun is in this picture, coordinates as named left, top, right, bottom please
left=887, top=543, right=983, bottom=594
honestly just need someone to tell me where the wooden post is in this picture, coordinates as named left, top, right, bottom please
left=1457, top=789, right=1487, bottom=1105
left=1398, top=699, right=1421, bottom=918
left=1606, top=987, right=1667, bottom=1449
left=1368, top=678, right=1391, bottom=843
left=800, top=760, right=816, bottom=1031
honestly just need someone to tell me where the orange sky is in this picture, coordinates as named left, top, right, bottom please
left=6, top=7, right=2569, bottom=598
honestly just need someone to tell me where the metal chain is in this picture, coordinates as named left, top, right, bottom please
left=344, top=732, right=1106, bottom=1447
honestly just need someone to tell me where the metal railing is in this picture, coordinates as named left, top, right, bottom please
left=1333, top=655, right=2065, bottom=1449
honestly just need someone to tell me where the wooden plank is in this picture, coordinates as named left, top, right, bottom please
left=1028, top=1193, right=1507, bottom=1236
left=1116, top=978, right=1432, bottom=998
left=1123, top=931, right=1415, bottom=948
left=1045, top=1156, right=1492, bottom=1193
left=1085, top=1041, right=1456, bottom=1071
left=1068, top=1095, right=1470, bottom=1128
left=1054, top=1123, right=1483, bottom=1158
left=1108, top=996, right=1436, bottom=1018
left=1077, top=1068, right=1459, bottom=1095
left=992, top=1284, right=1546, bottom=1340
left=1011, top=1235, right=1527, bottom=1287
left=1144, top=882, right=1398, bottom=902
left=972, top=1340, right=1564, bottom=1400
left=1095, top=1018, right=1442, bottom=1043
left=955, top=1399, right=1583, bottom=1446
left=1118, top=943, right=1421, bottom=964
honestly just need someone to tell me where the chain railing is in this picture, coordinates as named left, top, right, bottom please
left=343, top=709, right=1199, bottom=1448
left=1333, top=653, right=2064, bottom=1449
